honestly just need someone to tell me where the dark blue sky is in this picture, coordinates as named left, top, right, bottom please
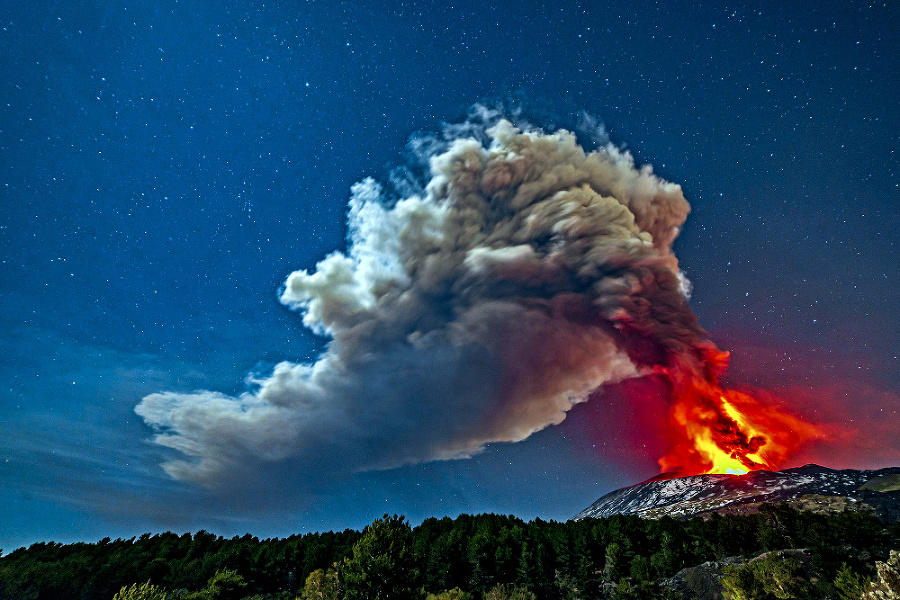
left=2, top=0, right=898, bottom=551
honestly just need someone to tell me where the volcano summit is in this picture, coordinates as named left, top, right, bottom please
left=574, top=464, right=900, bottom=522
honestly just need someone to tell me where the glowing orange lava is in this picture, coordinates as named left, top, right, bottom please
left=656, top=351, right=825, bottom=478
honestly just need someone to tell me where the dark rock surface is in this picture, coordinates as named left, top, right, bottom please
left=863, top=550, right=900, bottom=600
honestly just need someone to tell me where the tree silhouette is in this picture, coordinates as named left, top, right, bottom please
left=341, top=515, right=421, bottom=600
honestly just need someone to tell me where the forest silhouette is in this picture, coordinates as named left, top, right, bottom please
left=2, top=504, right=897, bottom=599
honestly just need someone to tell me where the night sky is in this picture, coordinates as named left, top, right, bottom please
left=2, top=0, right=898, bottom=552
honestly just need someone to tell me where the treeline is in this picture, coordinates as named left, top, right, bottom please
left=1, top=504, right=898, bottom=600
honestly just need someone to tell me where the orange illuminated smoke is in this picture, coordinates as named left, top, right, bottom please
left=656, top=351, right=825, bottom=477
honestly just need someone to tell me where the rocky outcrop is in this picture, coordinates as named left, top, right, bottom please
left=863, top=550, right=900, bottom=600
left=661, top=556, right=740, bottom=600
left=660, top=549, right=813, bottom=600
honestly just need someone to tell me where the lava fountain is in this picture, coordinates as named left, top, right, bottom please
left=654, top=349, right=825, bottom=477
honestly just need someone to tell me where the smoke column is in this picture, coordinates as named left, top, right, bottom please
left=136, top=110, right=818, bottom=491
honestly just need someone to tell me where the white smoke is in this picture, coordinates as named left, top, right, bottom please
left=136, top=114, right=696, bottom=491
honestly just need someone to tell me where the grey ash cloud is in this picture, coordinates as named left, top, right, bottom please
left=136, top=111, right=702, bottom=496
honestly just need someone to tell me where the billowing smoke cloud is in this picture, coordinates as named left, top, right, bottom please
left=137, top=111, right=709, bottom=490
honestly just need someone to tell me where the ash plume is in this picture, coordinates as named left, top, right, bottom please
left=136, top=111, right=710, bottom=491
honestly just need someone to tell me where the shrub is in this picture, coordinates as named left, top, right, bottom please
left=721, top=552, right=813, bottom=600
left=112, top=581, right=169, bottom=600
left=426, top=588, right=473, bottom=600
left=482, top=584, right=535, bottom=600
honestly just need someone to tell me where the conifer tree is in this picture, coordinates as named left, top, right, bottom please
left=341, top=514, right=421, bottom=600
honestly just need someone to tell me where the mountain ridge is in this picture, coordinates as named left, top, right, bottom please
left=574, top=464, right=900, bottom=522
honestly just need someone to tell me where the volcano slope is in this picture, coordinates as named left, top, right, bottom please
left=574, top=464, right=900, bottom=522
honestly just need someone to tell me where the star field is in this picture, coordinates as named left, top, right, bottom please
left=1, top=0, right=897, bottom=551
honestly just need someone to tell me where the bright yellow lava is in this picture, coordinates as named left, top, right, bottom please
left=687, top=396, right=771, bottom=475
left=689, top=427, right=756, bottom=475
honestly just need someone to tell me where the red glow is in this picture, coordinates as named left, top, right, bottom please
left=656, top=350, right=826, bottom=477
